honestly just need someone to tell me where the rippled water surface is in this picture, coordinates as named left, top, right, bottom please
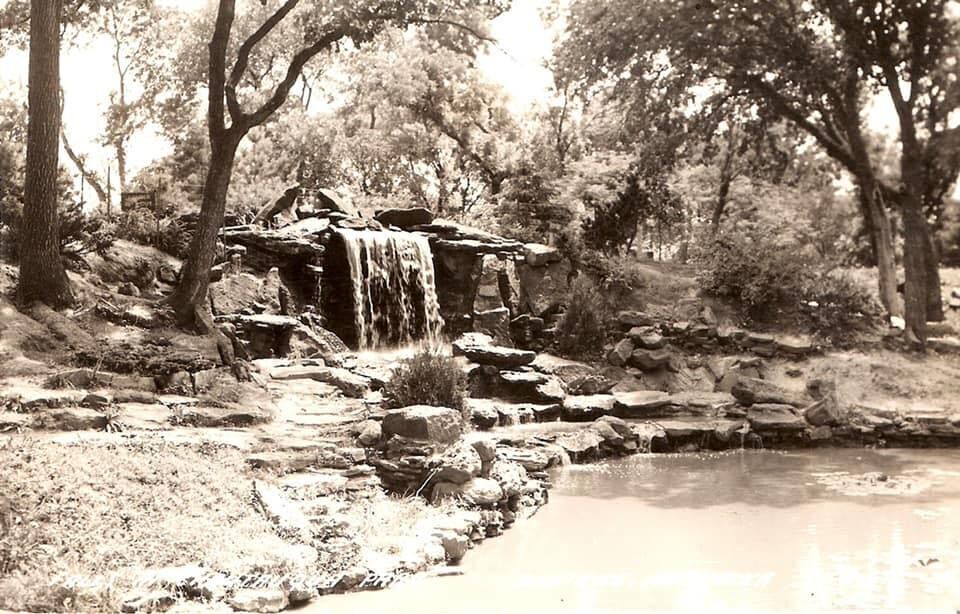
left=319, top=449, right=960, bottom=613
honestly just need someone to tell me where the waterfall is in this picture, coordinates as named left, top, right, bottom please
left=337, top=228, right=444, bottom=349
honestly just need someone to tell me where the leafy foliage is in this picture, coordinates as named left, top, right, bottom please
left=554, top=275, right=610, bottom=359
left=383, top=350, right=467, bottom=414
left=699, top=233, right=880, bottom=341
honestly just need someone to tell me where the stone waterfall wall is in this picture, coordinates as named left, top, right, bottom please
left=218, top=200, right=573, bottom=351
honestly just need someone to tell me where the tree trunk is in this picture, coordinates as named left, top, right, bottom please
left=898, top=146, right=929, bottom=344
left=168, top=134, right=239, bottom=330
left=901, top=202, right=928, bottom=344
left=922, top=228, right=944, bottom=321
left=862, top=186, right=901, bottom=319
left=17, top=0, right=75, bottom=309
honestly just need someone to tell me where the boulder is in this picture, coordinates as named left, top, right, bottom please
left=533, top=378, right=566, bottom=403
left=613, top=390, right=671, bottom=419
left=357, top=420, right=382, bottom=446
left=607, top=338, right=634, bottom=367
left=617, top=311, right=653, bottom=328
left=458, top=478, right=504, bottom=506
left=209, top=272, right=277, bottom=316
left=499, top=370, right=550, bottom=386
left=228, top=588, right=289, bottom=613
left=177, top=405, right=272, bottom=427
left=523, top=243, right=562, bottom=267
left=629, top=348, right=672, bottom=371
left=610, top=374, right=646, bottom=394
left=454, top=336, right=535, bottom=369
left=596, top=415, right=634, bottom=439
left=435, top=441, right=483, bottom=484
left=567, top=374, right=615, bottom=395
left=747, top=404, right=807, bottom=431
left=382, top=406, right=463, bottom=444
left=562, top=395, right=616, bottom=422
left=374, top=207, right=434, bottom=228
left=774, top=335, right=815, bottom=356
left=516, top=258, right=571, bottom=316
left=589, top=419, right=624, bottom=446
left=470, top=437, right=498, bottom=463
left=34, top=407, right=107, bottom=431
left=732, top=376, right=808, bottom=407
left=531, top=353, right=596, bottom=384
left=474, top=307, right=512, bottom=346
left=269, top=365, right=369, bottom=398
left=489, top=460, right=526, bottom=497
left=928, top=337, right=960, bottom=354
left=554, top=429, right=604, bottom=462
left=633, top=332, right=665, bottom=350
left=468, top=401, right=499, bottom=430
left=118, top=281, right=140, bottom=297
left=803, top=399, right=844, bottom=427
left=666, top=391, right=737, bottom=415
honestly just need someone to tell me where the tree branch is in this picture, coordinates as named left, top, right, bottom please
left=208, top=0, right=236, bottom=138
left=242, top=26, right=352, bottom=130
left=61, top=127, right=109, bottom=207
left=226, top=0, right=300, bottom=120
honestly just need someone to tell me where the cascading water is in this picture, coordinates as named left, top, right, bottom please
left=337, top=228, right=444, bottom=349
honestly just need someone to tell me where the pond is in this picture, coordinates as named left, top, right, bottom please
left=318, top=449, right=960, bottom=612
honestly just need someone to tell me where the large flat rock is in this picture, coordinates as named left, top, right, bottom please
left=732, top=376, right=808, bottom=407
left=530, top=354, right=596, bottom=384
left=461, top=346, right=536, bottom=369
left=562, top=395, right=616, bottom=422
left=654, top=418, right=746, bottom=439
left=747, top=404, right=807, bottom=431
left=612, top=391, right=671, bottom=419
left=269, top=365, right=369, bottom=398
left=382, top=406, right=463, bottom=444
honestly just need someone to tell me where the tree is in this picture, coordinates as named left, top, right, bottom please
left=557, top=0, right=960, bottom=343
left=17, top=0, right=75, bottom=308
left=334, top=29, right=519, bottom=214
left=170, top=0, right=509, bottom=331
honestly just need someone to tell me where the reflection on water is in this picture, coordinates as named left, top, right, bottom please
left=317, top=449, right=960, bottom=613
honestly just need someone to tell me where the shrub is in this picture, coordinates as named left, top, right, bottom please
left=801, top=272, right=882, bottom=343
left=0, top=200, right=114, bottom=264
left=383, top=350, right=467, bottom=414
left=555, top=275, right=610, bottom=359
left=699, top=234, right=881, bottom=341
left=698, top=235, right=812, bottom=320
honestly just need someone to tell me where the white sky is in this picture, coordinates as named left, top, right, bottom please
left=0, top=0, right=557, bottom=201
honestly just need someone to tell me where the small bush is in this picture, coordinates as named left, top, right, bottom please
left=698, top=235, right=812, bottom=320
left=383, top=350, right=467, bottom=414
left=555, top=275, right=610, bottom=359
left=802, top=272, right=882, bottom=343
left=699, top=234, right=881, bottom=341
left=0, top=200, right=114, bottom=264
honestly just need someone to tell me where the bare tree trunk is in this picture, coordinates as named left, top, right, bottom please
left=863, top=185, right=901, bottom=319
left=17, top=0, right=75, bottom=309
left=899, top=148, right=929, bottom=344
left=168, top=134, right=239, bottom=330
left=923, top=229, right=944, bottom=321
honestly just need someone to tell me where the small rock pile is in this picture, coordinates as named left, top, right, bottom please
left=366, top=405, right=549, bottom=538
left=607, top=309, right=819, bottom=370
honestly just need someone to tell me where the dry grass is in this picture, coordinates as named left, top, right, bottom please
left=0, top=436, right=300, bottom=612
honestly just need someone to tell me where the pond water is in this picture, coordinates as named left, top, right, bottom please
left=318, top=449, right=960, bottom=613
